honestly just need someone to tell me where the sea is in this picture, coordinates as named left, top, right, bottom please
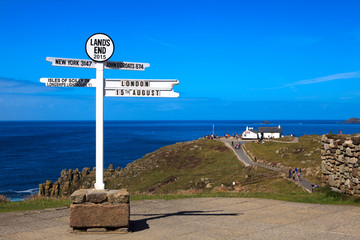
left=0, top=120, right=359, bottom=201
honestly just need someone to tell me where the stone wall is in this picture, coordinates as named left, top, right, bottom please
left=321, top=134, right=360, bottom=195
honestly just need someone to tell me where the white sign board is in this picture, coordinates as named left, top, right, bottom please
left=46, top=57, right=150, bottom=71
left=46, top=57, right=95, bottom=68
left=104, top=79, right=179, bottom=97
left=40, top=78, right=97, bottom=87
left=105, top=89, right=179, bottom=98
left=105, top=79, right=178, bottom=89
left=104, top=61, right=150, bottom=71
left=85, top=33, right=114, bottom=62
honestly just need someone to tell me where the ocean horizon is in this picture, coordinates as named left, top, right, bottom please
left=1, top=120, right=359, bottom=201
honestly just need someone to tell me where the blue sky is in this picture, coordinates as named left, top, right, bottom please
left=0, top=0, right=359, bottom=120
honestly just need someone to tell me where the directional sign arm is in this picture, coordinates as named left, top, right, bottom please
left=45, top=57, right=150, bottom=71
left=105, top=79, right=178, bottom=89
left=104, top=61, right=150, bottom=71
left=46, top=57, right=96, bottom=68
left=103, top=79, right=179, bottom=97
left=40, top=78, right=97, bottom=87
left=105, top=88, right=179, bottom=98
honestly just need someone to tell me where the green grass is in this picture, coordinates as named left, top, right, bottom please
left=0, top=198, right=70, bottom=213
left=244, top=135, right=322, bottom=182
left=270, top=136, right=295, bottom=142
left=105, top=139, right=266, bottom=194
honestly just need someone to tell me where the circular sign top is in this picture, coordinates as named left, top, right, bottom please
left=85, top=33, right=114, bottom=62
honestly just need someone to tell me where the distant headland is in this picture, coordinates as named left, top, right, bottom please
left=343, top=118, right=360, bottom=124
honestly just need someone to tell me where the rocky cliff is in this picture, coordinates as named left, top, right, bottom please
left=38, top=165, right=120, bottom=197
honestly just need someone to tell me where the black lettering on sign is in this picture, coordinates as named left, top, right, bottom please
left=127, top=89, right=161, bottom=96
left=135, top=64, right=144, bottom=69
left=116, top=89, right=125, bottom=96
left=55, top=59, right=66, bottom=65
left=119, top=80, right=150, bottom=87
left=67, top=60, right=79, bottom=66
left=48, top=78, right=61, bottom=83
left=46, top=82, right=66, bottom=87
left=106, top=62, right=113, bottom=68
left=94, top=47, right=106, bottom=54
left=78, top=79, right=90, bottom=87
left=81, top=60, right=92, bottom=66
left=91, top=39, right=111, bottom=46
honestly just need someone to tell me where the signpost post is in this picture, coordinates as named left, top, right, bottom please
left=41, top=33, right=179, bottom=191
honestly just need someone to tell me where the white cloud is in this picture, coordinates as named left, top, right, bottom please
left=266, top=71, right=360, bottom=90
left=289, top=72, right=360, bottom=86
left=0, top=77, right=55, bottom=94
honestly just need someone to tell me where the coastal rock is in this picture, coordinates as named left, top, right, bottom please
left=108, top=164, right=114, bottom=172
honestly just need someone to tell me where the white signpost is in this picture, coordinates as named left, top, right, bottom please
left=41, top=33, right=179, bottom=190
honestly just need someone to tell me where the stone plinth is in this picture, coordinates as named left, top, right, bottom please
left=70, top=189, right=130, bottom=233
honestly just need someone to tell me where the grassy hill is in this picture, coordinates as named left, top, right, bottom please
left=54, top=139, right=305, bottom=196
left=105, top=139, right=292, bottom=194
left=244, top=135, right=322, bottom=183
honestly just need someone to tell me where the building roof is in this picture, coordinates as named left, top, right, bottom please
left=257, top=127, right=282, bottom=133
left=248, top=129, right=257, bottom=134
left=243, top=126, right=257, bottom=134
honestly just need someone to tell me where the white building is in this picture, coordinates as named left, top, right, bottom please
left=241, top=125, right=283, bottom=139
left=257, top=125, right=283, bottom=139
left=241, top=126, right=258, bottom=139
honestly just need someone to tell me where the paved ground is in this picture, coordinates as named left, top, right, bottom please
left=219, top=139, right=253, bottom=167
left=1, top=198, right=360, bottom=240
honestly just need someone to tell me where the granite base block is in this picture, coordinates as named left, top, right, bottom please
left=70, top=189, right=130, bottom=231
